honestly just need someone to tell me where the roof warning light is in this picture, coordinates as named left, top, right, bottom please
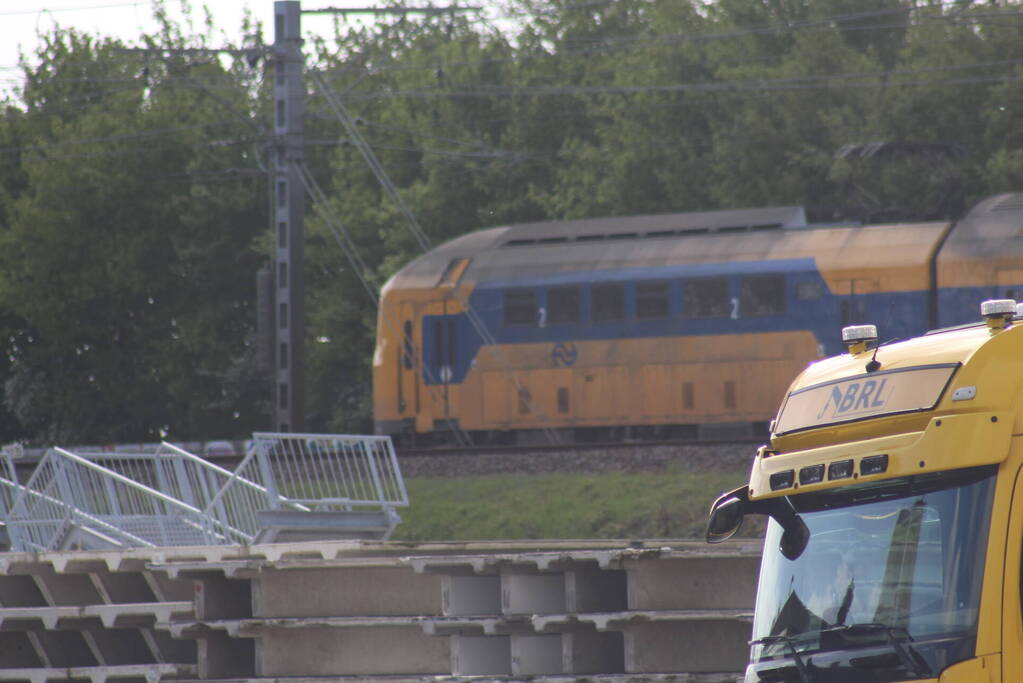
left=842, top=324, right=877, bottom=354
left=981, top=299, right=1016, bottom=330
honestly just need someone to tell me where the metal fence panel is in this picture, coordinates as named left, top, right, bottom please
left=250, top=433, right=409, bottom=509
left=6, top=448, right=224, bottom=551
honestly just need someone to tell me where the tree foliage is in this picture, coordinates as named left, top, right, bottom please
left=2, top=0, right=1023, bottom=444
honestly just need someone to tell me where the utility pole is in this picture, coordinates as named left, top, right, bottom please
left=270, top=1, right=481, bottom=433
left=273, top=0, right=305, bottom=432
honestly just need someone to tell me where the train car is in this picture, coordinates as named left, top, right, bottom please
left=937, top=193, right=1023, bottom=324
left=372, top=194, right=1023, bottom=446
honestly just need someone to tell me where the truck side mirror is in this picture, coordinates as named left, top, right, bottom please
left=706, top=486, right=748, bottom=543
left=706, top=485, right=810, bottom=561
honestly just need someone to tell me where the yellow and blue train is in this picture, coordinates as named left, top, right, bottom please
left=373, top=193, right=1023, bottom=445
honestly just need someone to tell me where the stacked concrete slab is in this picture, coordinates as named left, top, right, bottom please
left=407, top=543, right=758, bottom=680
left=0, top=539, right=761, bottom=683
left=0, top=548, right=197, bottom=683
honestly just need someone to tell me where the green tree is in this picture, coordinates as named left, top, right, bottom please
left=0, top=22, right=268, bottom=444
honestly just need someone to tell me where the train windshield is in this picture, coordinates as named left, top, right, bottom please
left=747, top=464, right=996, bottom=683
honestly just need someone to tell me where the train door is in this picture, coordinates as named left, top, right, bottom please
left=427, top=302, right=457, bottom=420
left=398, top=303, right=419, bottom=416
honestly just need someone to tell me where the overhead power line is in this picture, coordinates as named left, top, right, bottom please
left=334, top=56, right=1023, bottom=102
left=315, top=4, right=1023, bottom=82
left=304, top=5, right=483, bottom=16
left=0, top=1, right=154, bottom=16
left=291, top=160, right=378, bottom=304
left=309, top=69, right=432, bottom=252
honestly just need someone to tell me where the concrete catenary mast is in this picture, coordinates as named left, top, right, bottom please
left=272, top=1, right=305, bottom=432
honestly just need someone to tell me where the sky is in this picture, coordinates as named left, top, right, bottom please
left=0, top=0, right=384, bottom=90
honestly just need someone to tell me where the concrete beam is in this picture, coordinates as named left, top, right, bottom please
left=32, top=571, right=102, bottom=607
left=0, top=602, right=192, bottom=631
left=27, top=630, right=97, bottom=667
left=197, top=631, right=255, bottom=679
left=254, top=625, right=449, bottom=676
left=443, top=575, right=500, bottom=616
left=422, top=615, right=531, bottom=637
left=0, top=576, right=46, bottom=607
left=566, top=568, right=626, bottom=613
left=623, top=620, right=751, bottom=673
left=140, top=628, right=196, bottom=665
left=90, top=602, right=193, bottom=629
left=253, top=566, right=441, bottom=618
left=0, top=606, right=101, bottom=631
left=450, top=635, right=510, bottom=676
left=625, top=555, right=759, bottom=611
left=502, top=573, right=565, bottom=615
left=143, top=571, right=193, bottom=603
left=0, top=632, right=43, bottom=668
left=563, top=631, right=625, bottom=674
left=0, top=663, right=195, bottom=683
left=89, top=570, right=156, bottom=604
left=83, top=629, right=154, bottom=666
left=511, top=634, right=562, bottom=675
left=195, top=575, right=251, bottom=620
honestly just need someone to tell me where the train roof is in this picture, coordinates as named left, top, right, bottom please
left=383, top=204, right=950, bottom=294
left=938, top=192, right=1023, bottom=288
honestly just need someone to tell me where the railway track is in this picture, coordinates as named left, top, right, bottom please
left=9, top=437, right=764, bottom=479
left=395, top=437, right=763, bottom=459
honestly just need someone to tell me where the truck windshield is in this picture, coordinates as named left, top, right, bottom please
left=747, top=464, right=996, bottom=683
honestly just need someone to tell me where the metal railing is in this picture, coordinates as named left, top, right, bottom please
left=247, top=433, right=408, bottom=509
left=5, top=448, right=226, bottom=551
left=82, top=442, right=310, bottom=543
left=0, top=433, right=407, bottom=551
left=233, top=433, right=408, bottom=540
left=0, top=452, right=18, bottom=520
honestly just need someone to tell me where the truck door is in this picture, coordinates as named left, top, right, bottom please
left=1001, top=456, right=1023, bottom=681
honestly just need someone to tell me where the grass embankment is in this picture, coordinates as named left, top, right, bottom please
left=392, top=467, right=762, bottom=542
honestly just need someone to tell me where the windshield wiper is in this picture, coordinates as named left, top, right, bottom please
left=749, top=634, right=813, bottom=683
left=820, top=623, right=931, bottom=678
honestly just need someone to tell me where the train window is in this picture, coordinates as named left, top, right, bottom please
left=841, top=299, right=866, bottom=326
left=558, top=387, right=570, bottom=414
left=637, top=281, right=669, bottom=319
left=518, top=388, right=531, bottom=415
left=682, top=382, right=695, bottom=410
left=402, top=321, right=414, bottom=370
left=593, top=283, right=625, bottom=322
left=504, top=289, right=537, bottom=326
left=741, top=275, right=786, bottom=316
left=438, top=258, right=470, bottom=287
left=434, top=320, right=445, bottom=369
left=548, top=286, right=580, bottom=325
left=683, top=277, right=729, bottom=318
left=796, top=281, right=823, bottom=301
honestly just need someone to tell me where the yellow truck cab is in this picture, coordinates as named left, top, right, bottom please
left=707, top=299, right=1023, bottom=682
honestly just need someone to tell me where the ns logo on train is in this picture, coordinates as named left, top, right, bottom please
left=552, top=342, right=579, bottom=367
